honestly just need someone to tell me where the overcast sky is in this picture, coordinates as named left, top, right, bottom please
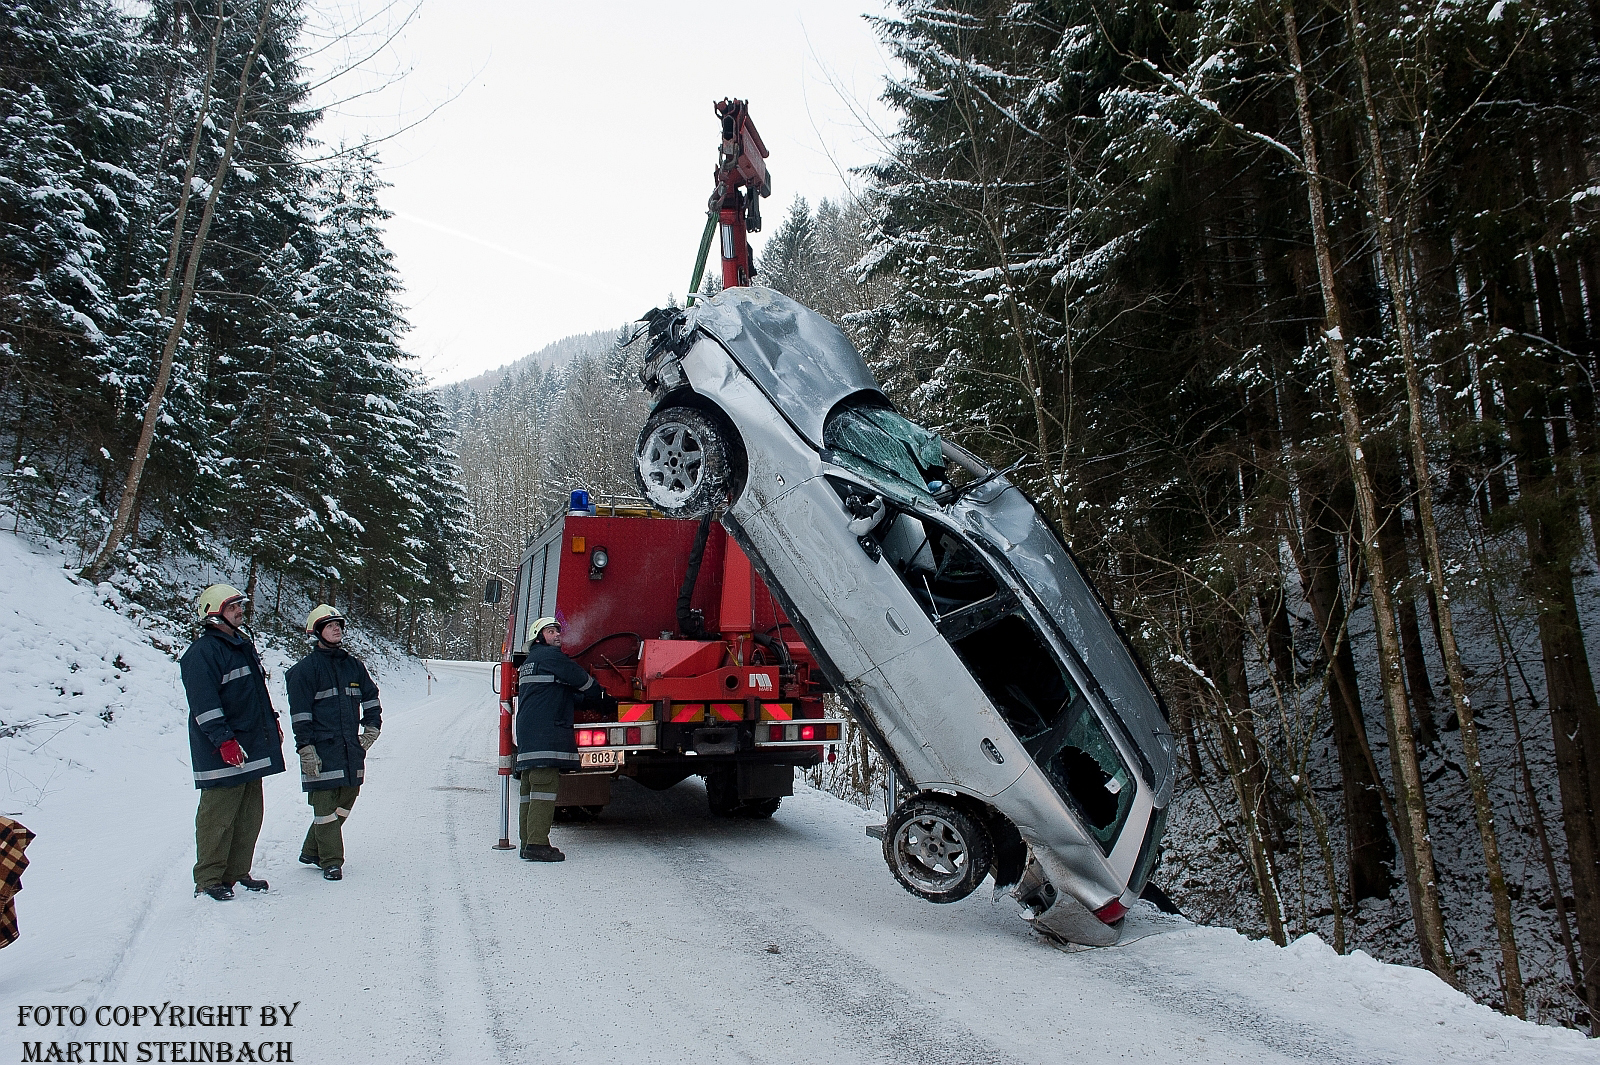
left=304, top=1, right=899, bottom=385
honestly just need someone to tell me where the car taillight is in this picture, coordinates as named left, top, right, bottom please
left=1094, top=899, right=1128, bottom=924
left=626, top=726, right=641, bottom=745
left=799, top=725, right=815, bottom=741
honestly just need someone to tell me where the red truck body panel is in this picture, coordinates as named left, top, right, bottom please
left=497, top=505, right=839, bottom=810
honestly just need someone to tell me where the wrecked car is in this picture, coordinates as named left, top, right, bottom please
left=632, top=287, right=1175, bottom=944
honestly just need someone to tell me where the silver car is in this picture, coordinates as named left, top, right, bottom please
left=633, top=287, right=1175, bottom=944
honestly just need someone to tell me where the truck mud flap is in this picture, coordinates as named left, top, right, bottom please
left=738, top=762, right=793, bottom=799
left=555, top=771, right=613, bottom=807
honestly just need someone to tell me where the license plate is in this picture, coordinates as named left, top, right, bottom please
left=579, top=750, right=623, bottom=768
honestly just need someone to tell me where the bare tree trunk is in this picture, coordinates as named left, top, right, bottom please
left=159, top=8, right=224, bottom=318
left=1293, top=473, right=1396, bottom=901
left=1281, top=0, right=1454, bottom=983
left=84, top=1, right=275, bottom=583
left=1210, top=615, right=1286, bottom=944
left=1477, top=538, right=1584, bottom=1008
left=1344, top=0, right=1521, bottom=1011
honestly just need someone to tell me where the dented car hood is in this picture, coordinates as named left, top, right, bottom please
left=688, top=287, right=884, bottom=450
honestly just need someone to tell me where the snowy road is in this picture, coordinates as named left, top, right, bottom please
left=4, top=657, right=1594, bottom=1064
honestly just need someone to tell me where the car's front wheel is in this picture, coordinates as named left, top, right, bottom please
left=636, top=407, right=729, bottom=518
left=883, top=796, right=993, bottom=903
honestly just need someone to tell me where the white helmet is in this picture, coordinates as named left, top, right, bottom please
left=196, top=584, right=247, bottom=621
left=306, top=604, right=346, bottom=637
left=525, top=616, right=560, bottom=647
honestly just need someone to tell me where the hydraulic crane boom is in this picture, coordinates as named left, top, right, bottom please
left=687, top=98, right=771, bottom=304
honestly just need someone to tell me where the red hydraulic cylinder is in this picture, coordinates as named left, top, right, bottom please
left=720, top=203, right=751, bottom=290
left=718, top=537, right=754, bottom=634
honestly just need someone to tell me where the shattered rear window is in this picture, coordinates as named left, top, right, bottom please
left=951, top=611, right=1136, bottom=853
left=823, top=405, right=945, bottom=504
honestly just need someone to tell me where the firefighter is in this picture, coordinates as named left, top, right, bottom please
left=515, top=617, right=614, bottom=862
left=181, top=584, right=286, bottom=901
left=287, top=605, right=382, bottom=882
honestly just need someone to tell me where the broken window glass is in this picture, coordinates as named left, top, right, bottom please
left=951, top=612, right=1136, bottom=853
left=823, top=404, right=946, bottom=504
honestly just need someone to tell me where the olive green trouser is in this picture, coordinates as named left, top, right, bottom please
left=519, top=768, right=559, bottom=847
left=300, top=785, right=361, bottom=869
left=194, top=780, right=264, bottom=890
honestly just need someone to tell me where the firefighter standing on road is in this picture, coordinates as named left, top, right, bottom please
left=515, top=617, right=614, bottom=862
left=287, top=605, right=382, bottom=882
left=181, top=584, right=286, bottom=901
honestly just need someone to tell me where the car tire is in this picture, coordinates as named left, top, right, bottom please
left=636, top=407, right=729, bottom=518
left=883, top=796, right=993, bottom=904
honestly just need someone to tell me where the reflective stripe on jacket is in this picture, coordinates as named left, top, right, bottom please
left=514, top=644, right=606, bottom=771
left=180, top=626, right=286, bottom=790
left=286, top=644, right=382, bottom=793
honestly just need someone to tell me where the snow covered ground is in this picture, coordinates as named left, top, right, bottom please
left=1, top=531, right=1596, bottom=1064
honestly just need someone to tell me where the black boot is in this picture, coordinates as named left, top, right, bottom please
left=298, top=854, right=319, bottom=867
left=234, top=875, right=268, bottom=892
left=322, top=865, right=342, bottom=881
left=520, top=844, right=565, bottom=863
left=195, top=883, right=234, bottom=901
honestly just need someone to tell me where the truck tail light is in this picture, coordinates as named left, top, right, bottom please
left=626, top=726, right=642, bottom=745
left=1094, top=899, right=1128, bottom=924
left=609, top=727, right=626, bottom=746
left=762, top=722, right=843, bottom=743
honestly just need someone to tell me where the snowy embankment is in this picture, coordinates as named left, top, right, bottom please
left=0, top=530, right=1594, bottom=1064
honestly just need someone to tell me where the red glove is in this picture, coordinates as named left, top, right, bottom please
left=218, top=739, right=245, bottom=767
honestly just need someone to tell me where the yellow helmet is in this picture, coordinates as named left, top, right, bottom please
left=196, top=584, right=248, bottom=621
left=525, top=616, right=560, bottom=646
left=306, top=604, right=345, bottom=636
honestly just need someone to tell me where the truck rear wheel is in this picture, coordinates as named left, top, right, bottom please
left=883, top=796, right=993, bottom=904
left=636, top=407, right=729, bottom=519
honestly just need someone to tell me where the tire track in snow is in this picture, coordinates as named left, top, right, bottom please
left=1064, top=943, right=1398, bottom=1065
left=432, top=679, right=523, bottom=1065
left=622, top=781, right=1028, bottom=1065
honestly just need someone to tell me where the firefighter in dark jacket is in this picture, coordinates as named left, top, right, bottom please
left=516, top=616, right=614, bottom=862
left=287, top=605, right=381, bottom=881
left=181, top=584, right=286, bottom=901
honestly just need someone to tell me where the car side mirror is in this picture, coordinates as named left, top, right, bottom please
left=484, top=578, right=502, bottom=605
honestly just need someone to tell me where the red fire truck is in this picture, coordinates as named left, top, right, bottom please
left=488, top=493, right=844, bottom=827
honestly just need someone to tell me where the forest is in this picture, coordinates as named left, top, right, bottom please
left=4, top=0, right=1599, bottom=1033
left=825, top=0, right=1599, bottom=1032
left=0, top=0, right=472, bottom=646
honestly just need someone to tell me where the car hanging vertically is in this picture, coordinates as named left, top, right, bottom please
left=632, top=286, right=1176, bottom=945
